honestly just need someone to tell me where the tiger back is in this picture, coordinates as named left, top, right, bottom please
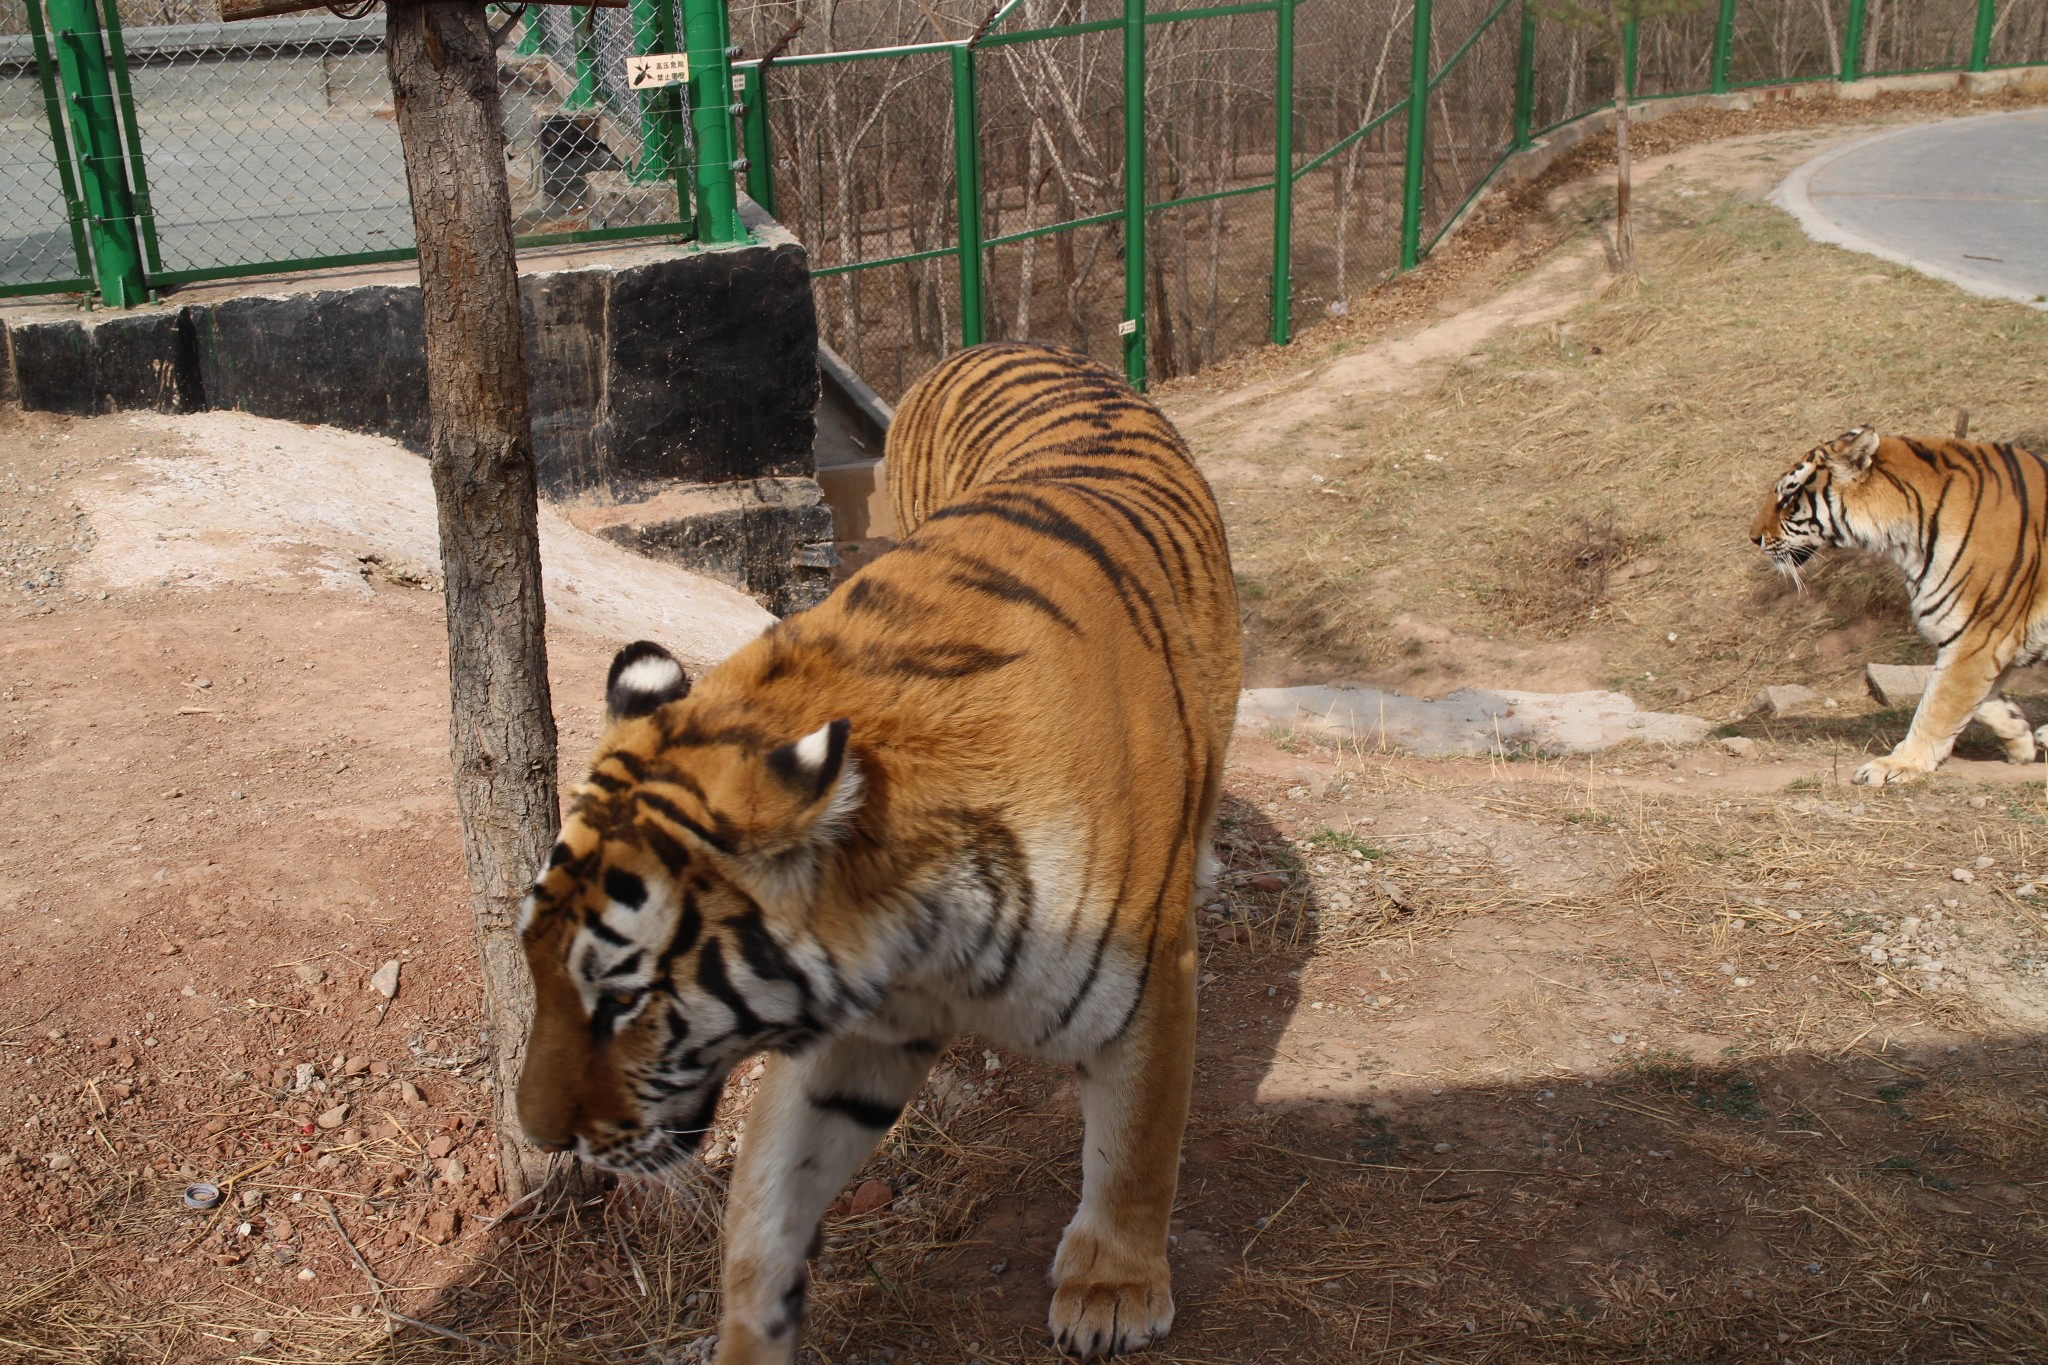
left=516, top=341, right=1240, bottom=1363
left=1751, top=426, right=2048, bottom=784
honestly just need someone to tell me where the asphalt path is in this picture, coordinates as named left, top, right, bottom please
left=1772, top=109, right=2048, bottom=308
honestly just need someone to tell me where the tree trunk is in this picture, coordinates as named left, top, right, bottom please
left=387, top=0, right=563, bottom=1202
left=1612, top=21, right=1635, bottom=277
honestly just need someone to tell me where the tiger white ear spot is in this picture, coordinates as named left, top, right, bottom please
left=767, top=718, right=852, bottom=801
left=606, top=641, right=690, bottom=721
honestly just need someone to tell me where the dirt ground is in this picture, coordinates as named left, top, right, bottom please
left=5, top=102, right=2048, bottom=1365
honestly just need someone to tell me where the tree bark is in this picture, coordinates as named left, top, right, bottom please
left=387, top=0, right=562, bottom=1202
left=1611, top=19, right=1635, bottom=276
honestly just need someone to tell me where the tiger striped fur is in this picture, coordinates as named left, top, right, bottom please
left=516, top=342, right=1241, bottom=1361
left=1751, top=426, right=2048, bottom=785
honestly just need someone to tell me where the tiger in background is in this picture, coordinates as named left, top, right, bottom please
left=516, top=342, right=1242, bottom=1361
left=1751, top=426, right=2048, bottom=785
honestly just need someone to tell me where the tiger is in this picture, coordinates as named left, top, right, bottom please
left=1751, top=425, right=2048, bottom=785
left=516, top=341, right=1242, bottom=1362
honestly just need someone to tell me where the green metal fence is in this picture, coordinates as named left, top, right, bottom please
left=727, top=0, right=2048, bottom=397
left=5, top=0, right=2046, bottom=377
left=0, top=0, right=746, bottom=305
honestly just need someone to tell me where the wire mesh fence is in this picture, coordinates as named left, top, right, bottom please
left=6, top=0, right=694, bottom=297
left=8, top=0, right=2044, bottom=397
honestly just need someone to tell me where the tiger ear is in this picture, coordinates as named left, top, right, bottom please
left=1828, top=427, right=1880, bottom=479
left=606, top=641, right=690, bottom=722
left=766, top=718, right=853, bottom=805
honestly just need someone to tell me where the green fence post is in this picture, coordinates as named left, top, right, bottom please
left=1622, top=16, right=1637, bottom=95
left=25, top=0, right=94, bottom=288
left=1970, top=0, right=1994, bottom=71
left=97, top=0, right=160, bottom=278
left=1511, top=3, right=1536, bottom=148
left=1121, top=0, right=1146, bottom=387
left=740, top=64, right=775, bottom=216
left=1398, top=0, right=1432, bottom=271
left=627, top=0, right=678, bottom=182
left=1710, top=0, right=1735, bottom=92
left=680, top=0, right=743, bottom=242
left=1269, top=0, right=1294, bottom=346
left=568, top=6, right=601, bottom=109
left=1841, top=0, right=1865, bottom=81
left=950, top=43, right=984, bottom=347
left=46, top=0, right=145, bottom=305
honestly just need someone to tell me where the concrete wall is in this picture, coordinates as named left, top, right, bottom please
left=2, top=222, right=834, bottom=613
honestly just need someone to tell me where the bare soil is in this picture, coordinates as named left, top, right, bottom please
left=5, top=97, right=2048, bottom=1365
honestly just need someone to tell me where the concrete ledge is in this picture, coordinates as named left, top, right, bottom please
left=1238, top=683, right=1710, bottom=758
left=566, top=476, right=837, bottom=616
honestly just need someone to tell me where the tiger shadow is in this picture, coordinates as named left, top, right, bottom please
left=1714, top=692, right=2048, bottom=764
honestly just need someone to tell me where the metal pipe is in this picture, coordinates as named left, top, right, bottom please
left=1841, top=0, right=1866, bottom=82
left=1710, top=0, right=1735, bottom=93
left=1971, top=0, right=1995, bottom=72
left=680, top=0, right=743, bottom=242
left=1399, top=0, right=1432, bottom=272
left=26, top=0, right=94, bottom=287
left=1511, top=2, right=1536, bottom=149
left=950, top=42, right=984, bottom=347
left=1269, top=0, right=1294, bottom=346
left=1622, top=15, right=1637, bottom=95
left=47, top=0, right=146, bottom=305
left=1121, top=0, right=1146, bottom=386
left=740, top=62, right=775, bottom=215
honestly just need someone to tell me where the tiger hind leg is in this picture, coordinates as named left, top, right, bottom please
left=1048, top=908, right=1196, bottom=1359
left=1972, top=697, right=2037, bottom=764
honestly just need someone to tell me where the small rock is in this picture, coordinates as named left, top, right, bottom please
left=2018, top=883, right=2037, bottom=898
left=1246, top=874, right=1287, bottom=893
left=426, top=1135, right=455, bottom=1160
left=247, top=1331, right=272, bottom=1348
left=1718, top=736, right=1756, bottom=759
left=47, top=1152, right=74, bottom=1171
left=439, top=1157, right=466, bottom=1185
left=240, top=1188, right=263, bottom=1211
left=342, top=1055, right=369, bottom=1077
left=294, top=1062, right=317, bottom=1091
left=294, top=964, right=325, bottom=986
left=1865, top=663, right=1934, bottom=708
left=1951, top=868, right=1975, bottom=884
left=398, top=1081, right=424, bottom=1106
left=1974, top=855, right=1995, bottom=870
left=1608, top=1032, right=1628, bottom=1045
left=267, top=1215, right=295, bottom=1242
left=91, top=1035, right=114, bottom=1049
left=424, top=1208, right=461, bottom=1244
left=192, top=677, right=212, bottom=689
left=1747, top=684, right=1822, bottom=718
left=369, top=960, right=401, bottom=999
left=1432, top=1142, right=1452, bottom=1154
left=157, top=942, right=180, bottom=956
left=846, top=1178, right=894, bottom=1216
left=316, top=1104, right=350, bottom=1130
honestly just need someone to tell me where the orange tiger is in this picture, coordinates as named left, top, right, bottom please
left=1751, top=426, right=2048, bottom=784
left=516, top=342, right=1241, bottom=1361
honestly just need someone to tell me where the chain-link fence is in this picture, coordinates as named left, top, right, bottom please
left=9, top=0, right=2048, bottom=390
left=730, top=0, right=2048, bottom=401
left=4, top=0, right=696, bottom=300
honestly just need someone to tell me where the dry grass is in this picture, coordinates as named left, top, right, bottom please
left=1212, top=105, right=2048, bottom=705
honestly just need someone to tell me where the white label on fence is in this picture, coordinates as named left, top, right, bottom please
left=732, top=73, right=747, bottom=94
left=1118, top=318, right=1138, bottom=337
left=625, top=53, right=691, bottom=89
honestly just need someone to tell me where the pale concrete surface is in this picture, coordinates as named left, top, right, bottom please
left=1772, top=109, right=2048, bottom=307
left=1237, top=684, right=1711, bottom=758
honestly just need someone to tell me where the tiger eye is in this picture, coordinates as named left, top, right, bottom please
left=605, top=989, right=639, bottom=1008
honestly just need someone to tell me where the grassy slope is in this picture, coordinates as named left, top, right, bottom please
left=1212, top=138, right=2048, bottom=715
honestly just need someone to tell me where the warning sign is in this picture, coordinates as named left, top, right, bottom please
left=625, top=52, right=691, bottom=89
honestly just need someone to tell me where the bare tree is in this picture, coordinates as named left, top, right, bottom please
left=386, top=0, right=563, bottom=1200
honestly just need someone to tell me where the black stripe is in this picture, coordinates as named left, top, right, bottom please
left=811, top=1092, right=903, bottom=1130
left=694, top=938, right=764, bottom=1035
left=638, top=790, right=737, bottom=854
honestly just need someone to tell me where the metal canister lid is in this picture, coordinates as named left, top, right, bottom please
left=183, top=1182, right=223, bottom=1211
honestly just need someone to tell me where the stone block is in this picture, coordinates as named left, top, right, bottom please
left=1747, top=683, right=1822, bottom=718
left=1865, top=663, right=1933, bottom=709
left=6, top=308, right=200, bottom=415
left=572, top=476, right=838, bottom=617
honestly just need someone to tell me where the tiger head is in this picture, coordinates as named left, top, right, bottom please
left=1750, top=427, right=1887, bottom=580
left=514, top=640, right=861, bottom=1176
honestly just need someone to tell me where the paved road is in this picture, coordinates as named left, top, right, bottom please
left=1773, top=109, right=2048, bottom=308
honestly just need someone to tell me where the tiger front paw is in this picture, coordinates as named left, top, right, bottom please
left=1853, top=752, right=1933, bottom=786
left=1047, top=1231, right=1174, bottom=1359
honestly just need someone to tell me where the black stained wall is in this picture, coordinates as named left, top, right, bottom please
left=2, top=233, right=818, bottom=500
